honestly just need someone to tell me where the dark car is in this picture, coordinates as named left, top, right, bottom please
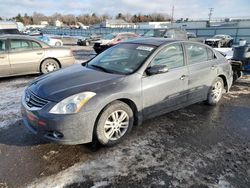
left=21, top=38, right=233, bottom=146
left=93, top=32, right=138, bottom=54
left=77, top=33, right=102, bottom=46
left=205, top=35, right=234, bottom=48
left=143, top=28, right=188, bottom=40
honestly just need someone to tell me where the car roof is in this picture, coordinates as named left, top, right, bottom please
left=124, top=37, right=180, bottom=46
left=0, top=34, right=40, bottom=40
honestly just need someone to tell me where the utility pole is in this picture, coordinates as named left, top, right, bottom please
left=171, top=5, right=175, bottom=26
left=208, top=8, right=214, bottom=22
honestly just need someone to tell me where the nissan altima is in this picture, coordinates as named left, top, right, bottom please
left=21, top=38, right=233, bottom=146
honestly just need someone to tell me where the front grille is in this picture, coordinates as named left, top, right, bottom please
left=25, top=90, right=49, bottom=109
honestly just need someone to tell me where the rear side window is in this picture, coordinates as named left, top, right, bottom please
left=185, top=43, right=208, bottom=64
left=10, top=39, right=32, bottom=52
left=151, top=43, right=184, bottom=69
left=0, top=39, right=6, bottom=53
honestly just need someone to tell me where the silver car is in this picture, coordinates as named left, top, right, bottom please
left=0, top=35, right=75, bottom=77
left=21, top=38, right=233, bottom=146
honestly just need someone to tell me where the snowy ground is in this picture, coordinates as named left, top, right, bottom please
left=0, top=77, right=33, bottom=130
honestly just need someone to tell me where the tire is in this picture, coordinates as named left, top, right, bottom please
left=55, top=42, right=62, bottom=46
left=41, top=59, right=60, bottom=74
left=206, top=77, right=224, bottom=105
left=95, top=101, right=134, bottom=146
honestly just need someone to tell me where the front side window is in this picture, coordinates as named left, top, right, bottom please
left=185, top=43, right=208, bottom=64
left=0, top=39, right=6, bottom=53
left=31, top=41, right=42, bottom=49
left=88, top=43, right=156, bottom=74
left=10, top=39, right=32, bottom=52
left=151, top=44, right=184, bottom=69
left=207, top=48, right=216, bottom=60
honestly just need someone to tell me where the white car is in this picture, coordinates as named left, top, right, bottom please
left=36, top=35, right=63, bottom=46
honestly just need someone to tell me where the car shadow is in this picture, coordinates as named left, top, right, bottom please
left=0, top=120, right=48, bottom=146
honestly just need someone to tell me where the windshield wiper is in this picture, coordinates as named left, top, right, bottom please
left=89, top=64, right=112, bottom=73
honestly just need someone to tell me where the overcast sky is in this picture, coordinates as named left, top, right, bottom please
left=0, top=0, right=249, bottom=19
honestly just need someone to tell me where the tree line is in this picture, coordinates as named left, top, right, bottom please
left=11, top=12, right=171, bottom=26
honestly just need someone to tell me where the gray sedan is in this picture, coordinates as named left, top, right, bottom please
left=21, top=38, right=233, bottom=146
left=0, top=35, right=75, bottom=78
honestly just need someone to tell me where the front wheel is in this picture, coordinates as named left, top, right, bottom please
left=206, top=77, right=224, bottom=105
left=95, top=101, right=134, bottom=146
left=41, top=59, right=60, bottom=74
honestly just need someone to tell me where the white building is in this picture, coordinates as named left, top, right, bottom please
left=137, top=22, right=171, bottom=29
left=55, top=20, right=63, bottom=27
left=40, top=21, right=48, bottom=26
left=101, top=19, right=135, bottom=28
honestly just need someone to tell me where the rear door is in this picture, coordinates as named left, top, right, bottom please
left=0, top=39, right=10, bottom=76
left=8, top=39, right=44, bottom=74
left=184, top=42, right=218, bottom=103
left=142, top=43, right=189, bottom=118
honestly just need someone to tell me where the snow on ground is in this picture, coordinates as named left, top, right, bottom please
left=0, top=77, right=33, bottom=130
left=26, top=118, right=230, bottom=188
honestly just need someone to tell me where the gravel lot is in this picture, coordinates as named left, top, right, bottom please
left=0, top=47, right=249, bottom=188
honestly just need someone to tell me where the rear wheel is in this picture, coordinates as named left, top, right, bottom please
left=41, top=59, right=60, bottom=74
left=55, top=41, right=62, bottom=46
left=95, top=101, right=134, bottom=146
left=206, top=77, right=224, bottom=105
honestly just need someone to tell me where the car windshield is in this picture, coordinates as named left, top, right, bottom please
left=87, top=43, right=156, bottom=74
left=103, top=33, right=116, bottom=40
left=213, top=35, right=224, bottom=39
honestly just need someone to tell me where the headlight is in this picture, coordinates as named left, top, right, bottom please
left=49, top=92, right=96, bottom=114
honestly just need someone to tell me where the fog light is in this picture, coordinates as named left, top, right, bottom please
left=52, top=131, right=63, bottom=139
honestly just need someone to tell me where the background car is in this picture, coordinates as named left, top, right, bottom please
left=36, top=35, right=63, bottom=46
left=187, top=32, right=205, bottom=43
left=0, top=35, right=75, bottom=78
left=21, top=38, right=233, bottom=146
left=143, top=28, right=188, bottom=40
left=77, top=33, right=102, bottom=46
left=93, top=32, right=139, bottom=53
left=205, top=34, right=234, bottom=48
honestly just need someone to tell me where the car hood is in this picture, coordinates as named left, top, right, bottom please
left=205, top=38, right=221, bottom=42
left=28, top=64, right=125, bottom=102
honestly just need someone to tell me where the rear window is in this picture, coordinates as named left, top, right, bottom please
left=0, top=29, right=20, bottom=35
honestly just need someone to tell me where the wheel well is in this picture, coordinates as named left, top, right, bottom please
left=117, top=98, right=139, bottom=125
left=40, top=58, right=61, bottom=72
left=95, top=99, right=139, bottom=127
left=218, top=74, right=228, bottom=91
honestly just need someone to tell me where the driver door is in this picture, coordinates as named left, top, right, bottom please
left=142, top=43, right=189, bottom=118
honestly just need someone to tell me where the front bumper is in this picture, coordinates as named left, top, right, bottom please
left=21, top=95, right=97, bottom=145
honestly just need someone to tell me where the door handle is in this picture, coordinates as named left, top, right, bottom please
left=36, top=52, right=43, bottom=55
left=180, top=75, right=187, bottom=80
left=211, top=65, right=217, bottom=70
left=0, top=56, right=5, bottom=59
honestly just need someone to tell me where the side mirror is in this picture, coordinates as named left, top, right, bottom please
left=146, top=65, right=169, bottom=75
